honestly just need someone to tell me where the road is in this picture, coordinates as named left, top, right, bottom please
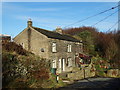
left=59, top=77, right=120, bottom=90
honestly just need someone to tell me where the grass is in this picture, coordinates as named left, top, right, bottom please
left=41, top=74, right=67, bottom=88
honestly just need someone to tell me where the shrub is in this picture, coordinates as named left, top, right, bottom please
left=2, top=51, right=50, bottom=88
left=2, top=42, right=30, bottom=56
left=2, top=52, right=25, bottom=87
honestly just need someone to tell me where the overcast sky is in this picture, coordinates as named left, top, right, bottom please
left=2, top=2, right=119, bottom=38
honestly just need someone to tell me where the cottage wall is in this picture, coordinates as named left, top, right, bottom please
left=14, top=27, right=49, bottom=59
left=13, top=28, right=29, bottom=50
left=48, top=38, right=82, bottom=73
left=29, top=27, right=49, bottom=59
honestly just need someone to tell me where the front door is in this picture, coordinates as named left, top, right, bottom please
left=58, top=59, right=62, bottom=73
left=62, top=58, right=65, bottom=71
left=58, top=58, right=65, bottom=73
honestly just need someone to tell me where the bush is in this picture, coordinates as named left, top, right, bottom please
left=2, top=42, right=30, bottom=56
left=2, top=52, right=25, bottom=87
left=92, top=56, right=110, bottom=77
left=2, top=51, right=50, bottom=88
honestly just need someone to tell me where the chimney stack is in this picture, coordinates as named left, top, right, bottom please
left=27, top=18, right=32, bottom=27
left=56, top=27, right=62, bottom=34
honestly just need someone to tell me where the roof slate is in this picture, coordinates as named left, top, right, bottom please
left=32, top=27, right=80, bottom=42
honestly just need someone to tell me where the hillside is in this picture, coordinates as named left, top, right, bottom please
left=63, top=26, right=120, bottom=69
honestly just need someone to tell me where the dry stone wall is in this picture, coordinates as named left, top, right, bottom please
left=107, top=69, right=120, bottom=77
left=67, top=64, right=95, bottom=80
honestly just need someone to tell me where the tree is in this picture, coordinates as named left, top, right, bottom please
left=63, top=26, right=120, bottom=68
left=95, top=32, right=118, bottom=60
left=63, top=26, right=97, bottom=36
left=78, top=30, right=95, bottom=55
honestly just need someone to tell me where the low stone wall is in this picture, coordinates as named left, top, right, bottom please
left=107, top=69, right=120, bottom=77
left=66, top=65, right=120, bottom=80
left=67, top=67, right=95, bottom=80
left=67, top=70, right=84, bottom=80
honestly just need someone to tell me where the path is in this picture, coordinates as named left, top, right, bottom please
left=59, top=77, right=120, bottom=90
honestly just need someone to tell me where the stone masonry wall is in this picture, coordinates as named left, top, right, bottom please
left=14, top=27, right=50, bottom=59
left=48, top=38, right=82, bottom=73
left=29, top=27, right=49, bottom=59
left=107, top=69, right=120, bottom=77
left=67, top=64, right=95, bottom=80
left=13, top=28, right=29, bottom=50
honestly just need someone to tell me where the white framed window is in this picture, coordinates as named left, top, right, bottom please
left=52, top=59, right=56, bottom=68
left=67, top=44, right=72, bottom=52
left=67, top=57, right=72, bottom=67
left=52, top=42, right=57, bottom=52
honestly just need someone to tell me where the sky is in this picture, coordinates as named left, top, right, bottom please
left=2, top=2, right=119, bottom=38
left=1, top=0, right=119, bottom=2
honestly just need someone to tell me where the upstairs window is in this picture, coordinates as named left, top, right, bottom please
left=67, top=44, right=71, bottom=52
left=52, top=42, right=57, bottom=52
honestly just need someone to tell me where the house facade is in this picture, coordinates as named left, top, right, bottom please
left=13, top=20, right=83, bottom=73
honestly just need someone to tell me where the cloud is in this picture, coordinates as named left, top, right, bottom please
left=15, top=15, right=57, bottom=24
left=14, top=15, right=76, bottom=30
left=29, top=8, right=59, bottom=12
left=2, top=3, right=60, bottom=12
left=15, top=15, right=73, bottom=24
left=16, top=15, right=118, bottom=31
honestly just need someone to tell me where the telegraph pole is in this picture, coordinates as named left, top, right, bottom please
left=118, top=1, right=120, bottom=30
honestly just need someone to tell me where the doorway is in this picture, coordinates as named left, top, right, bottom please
left=59, top=58, right=65, bottom=72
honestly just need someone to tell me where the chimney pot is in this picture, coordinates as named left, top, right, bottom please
left=56, top=27, right=62, bottom=34
left=27, top=18, right=32, bottom=27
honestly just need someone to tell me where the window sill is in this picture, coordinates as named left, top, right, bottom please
left=67, top=52, right=72, bottom=53
left=52, top=52, right=57, bottom=53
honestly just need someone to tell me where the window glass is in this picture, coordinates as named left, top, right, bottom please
left=67, top=44, right=71, bottom=52
left=52, top=43, right=57, bottom=52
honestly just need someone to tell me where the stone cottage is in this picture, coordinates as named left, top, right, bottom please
left=13, top=20, right=83, bottom=73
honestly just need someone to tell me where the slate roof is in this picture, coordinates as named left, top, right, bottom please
left=33, top=27, right=80, bottom=42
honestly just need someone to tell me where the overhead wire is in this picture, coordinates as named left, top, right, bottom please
left=107, top=20, right=120, bottom=32
left=63, top=5, right=120, bottom=28
left=91, top=9, right=119, bottom=27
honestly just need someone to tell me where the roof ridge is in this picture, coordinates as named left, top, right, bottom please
left=32, top=26, right=56, bottom=33
left=32, top=26, right=68, bottom=36
left=33, top=26, right=75, bottom=36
